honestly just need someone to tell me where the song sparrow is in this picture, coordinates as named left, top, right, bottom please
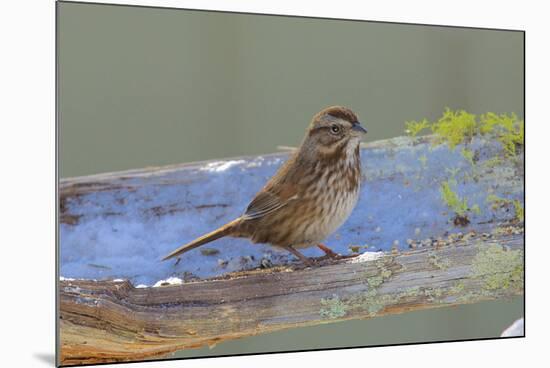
left=162, top=106, right=367, bottom=266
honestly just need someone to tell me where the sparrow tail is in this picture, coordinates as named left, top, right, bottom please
left=161, top=218, right=241, bottom=261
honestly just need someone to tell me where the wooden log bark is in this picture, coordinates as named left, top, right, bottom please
left=60, top=228, right=523, bottom=365
left=58, top=135, right=524, bottom=365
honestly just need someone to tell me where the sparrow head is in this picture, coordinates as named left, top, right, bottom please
left=306, top=106, right=367, bottom=150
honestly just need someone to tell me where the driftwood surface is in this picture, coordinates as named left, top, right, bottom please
left=59, top=135, right=524, bottom=365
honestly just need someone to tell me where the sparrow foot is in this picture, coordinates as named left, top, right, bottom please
left=317, top=243, right=340, bottom=258
left=281, top=245, right=315, bottom=267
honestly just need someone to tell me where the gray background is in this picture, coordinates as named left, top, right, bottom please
left=58, top=2, right=523, bottom=178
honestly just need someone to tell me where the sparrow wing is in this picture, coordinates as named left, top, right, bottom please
left=243, top=187, right=298, bottom=220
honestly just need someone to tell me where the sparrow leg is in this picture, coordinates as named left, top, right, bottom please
left=174, top=257, right=181, bottom=266
left=281, top=245, right=314, bottom=266
left=317, top=243, right=340, bottom=258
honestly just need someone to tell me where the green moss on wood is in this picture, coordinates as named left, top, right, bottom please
left=431, top=108, right=477, bottom=149
left=405, top=119, right=431, bottom=137
left=483, top=156, right=504, bottom=168
left=404, top=108, right=524, bottom=157
left=513, top=200, right=524, bottom=222
left=439, top=179, right=482, bottom=224
left=440, top=181, right=468, bottom=217
left=479, top=112, right=524, bottom=157
left=486, top=195, right=524, bottom=222
left=403, top=109, right=523, bottom=225
left=461, top=148, right=476, bottom=165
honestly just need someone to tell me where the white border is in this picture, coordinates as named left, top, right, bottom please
left=57, top=0, right=527, bottom=30
left=3, top=1, right=548, bottom=367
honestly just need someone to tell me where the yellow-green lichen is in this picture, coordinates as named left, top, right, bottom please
left=428, top=251, right=451, bottom=270
left=327, top=257, right=472, bottom=319
left=367, top=275, right=384, bottom=289
left=397, top=284, right=460, bottom=305
left=320, top=295, right=348, bottom=319
left=401, top=286, right=421, bottom=298
left=363, top=258, right=393, bottom=288
left=486, top=195, right=524, bottom=222
left=472, top=244, right=524, bottom=291
left=353, top=257, right=397, bottom=316
left=449, top=281, right=465, bottom=295
left=422, top=287, right=445, bottom=302
left=364, top=294, right=394, bottom=316
left=319, top=258, right=398, bottom=320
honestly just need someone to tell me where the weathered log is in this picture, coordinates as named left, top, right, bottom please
left=60, top=229, right=523, bottom=365
left=58, top=135, right=524, bottom=365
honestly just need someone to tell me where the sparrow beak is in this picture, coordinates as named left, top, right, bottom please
left=351, top=121, right=367, bottom=134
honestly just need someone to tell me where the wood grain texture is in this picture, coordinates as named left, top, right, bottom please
left=60, top=229, right=523, bottom=365
left=58, top=135, right=524, bottom=365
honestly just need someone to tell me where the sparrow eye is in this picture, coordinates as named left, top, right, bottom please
left=330, top=125, right=341, bottom=134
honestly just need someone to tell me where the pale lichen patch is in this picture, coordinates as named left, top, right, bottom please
left=472, top=244, right=523, bottom=291
left=320, top=295, right=348, bottom=319
left=428, top=251, right=451, bottom=270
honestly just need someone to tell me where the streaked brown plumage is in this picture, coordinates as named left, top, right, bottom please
left=162, top=106, right=367, bottom=265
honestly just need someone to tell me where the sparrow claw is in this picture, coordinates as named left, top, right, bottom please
left=317, top=244, right=340, bottom=258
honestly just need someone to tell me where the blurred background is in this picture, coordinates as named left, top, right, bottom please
left=57, top=1, right=524, bottom=357
left=58, top=2, right=523, bottom=178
